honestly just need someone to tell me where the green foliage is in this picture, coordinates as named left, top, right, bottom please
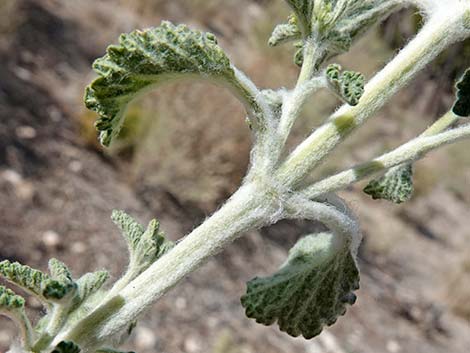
left=363, top=164, right=414, bottom=203
left=284, top=0, right=313, bottom=34
left=73, top=271, right=109, bottom=308
left=326, top=64, right=365, bottom=106
left=269, top=21, right=301, bottom=47
left=0, top=260, right=76, bottom=302
left=275, top=0, right=400, bottom=65
left=453, top=68, right=470, bottom=117
left=85, top=21, right=247, bottom=146
left=241, top=232, right=359, bottom=339
left=111, top=210, right=174, bottom=275
left=51, top=341, right=81, bottom=353
left=0, top=285, right=25, bottom=311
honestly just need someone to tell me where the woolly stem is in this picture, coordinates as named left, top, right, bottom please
left=53, top=182, right=282, bottom=351
left=285, top=196, right=362, bottom=257
left=303, top=123, right=470, bottom=198
left=276, top=10, right=470, bottom=187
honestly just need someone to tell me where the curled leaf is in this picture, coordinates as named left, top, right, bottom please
left=241, top=232, right=359, bottom=339
left=85, top=21, right=261, bottom=146
left=363, top=163, right=414, bottom=203
left=326, top=64, right=364, bottom=106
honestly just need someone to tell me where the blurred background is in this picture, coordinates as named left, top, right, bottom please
left=0, top=1, right=469, bottom=352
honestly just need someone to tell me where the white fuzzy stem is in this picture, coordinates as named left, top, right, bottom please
left=54, top=182, right=282, bottom=351
left=285, top=196, right=362, bottom=257
left=304, top=123, right=470, bottom=198
left=277, top=10, right=470, bottom=187
left=277, top=77, right=327, bottom=150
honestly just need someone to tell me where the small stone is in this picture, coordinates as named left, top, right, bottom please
left=69, top=160, right=83, bottom=173
left=175, top=296, right=187, bottom=310
left=184, top=336, right=202, bottom=353
left=135, top=326, right=157, bottom=350
left=71, top=241, right=87, bottom=254
left=15, top=125, right=37, bottom=139
left=42, top=230, right=61, bottom=248
left=2, top=170, right=22, bottom=184
left=14, top=66, right=32, bottom=81
left=386, top=340, right=401, bottom=353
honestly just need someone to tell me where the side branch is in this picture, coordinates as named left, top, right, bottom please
left=303, top=123, right=470, bottom=199
left=276, top=10, right=470, bottom=187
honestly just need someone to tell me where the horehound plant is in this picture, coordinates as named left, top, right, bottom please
left=2, top=0, right=470, bottom=352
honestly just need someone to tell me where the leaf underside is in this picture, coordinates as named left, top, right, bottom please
left=241, top=233, right=359, bottom=339
left=453, top=69, right=470, bottom=117
left=85, top=21, right=236, bottom=146
left=363, top=164, right=414, bottom=204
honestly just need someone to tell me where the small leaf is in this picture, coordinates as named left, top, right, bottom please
left=453, top=69, right=470, bottom=117
left=111, top=211, right=174, bottom=277
left=268, top=23, right=301, bottom=47
left=241, top=232, right=359, bottom=339
left=363, top=164, right=414, bottom=204
left=73, top=271, right=109, bottom=307
left=326, top=64, right=364, bottom=106
left=0, top=260, right=76, bottom=302
left=284, top=0, right=313, bottom=33
left=49, top=259, right=74, bottom=284
left=315, top=1, right=400, bottom=56
left=0, top=285, right=25, bottom=311
left=111, top=210, right=145, bottom=253
left=85, top=21, right=258, bottom=146
left=51, top=341, right=81, bottom=353
left=134, top=219, right=174, bottom=269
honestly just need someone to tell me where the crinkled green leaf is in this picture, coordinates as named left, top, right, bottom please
left=72, top=271, right=109, bottom=309
left=284, top=0, right=313, bottom=34
left=85, top=21, right=260, bottom=146
left=363, top=164, right=414, bottom=203
left=453, top=69, right=470, bottom=117
left=314, top=0, right=400, bottom=56
left=0, top=260, right=76, bottom=302
left=52, top=341, right=81, bottom=353
left=241, top=232, right=359, bottom=339
left=276, top=1, right=400, bottom=66
left=111, top=210, right=174, bottom=276
left=269, top=23, right=301, bottom=47
left=326, top=64, right=364, bottom=106
left=0, top=285, right=25, bottom=311
left=49, top=259, right=74, bottom=284
left=111, top=210, right=145, bottom=252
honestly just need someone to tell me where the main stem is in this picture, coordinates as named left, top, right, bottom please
left=56, top=181, right=281, bottom=351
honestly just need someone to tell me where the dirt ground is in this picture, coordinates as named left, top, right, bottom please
left=0, top=1, right=469, bottom=352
